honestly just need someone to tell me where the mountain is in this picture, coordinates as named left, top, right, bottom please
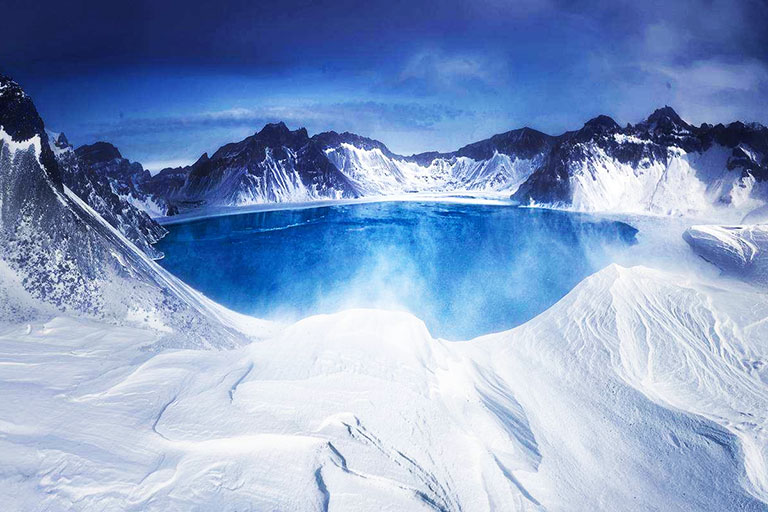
left=143, top=123, right=554, bottom=212
left=145, top=123, right=359, bottom=208
left=50, top=134, right=168, bottom=259
left=133, top=108, right=767, bottom=220
left=73, top=140, right=177, bottom=217
left=0, top=74, right=250, bottom=348
left=512, top=107, right=768, bottom=219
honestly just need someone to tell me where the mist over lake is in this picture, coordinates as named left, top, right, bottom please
left=157, top=202, right=637, bottom=339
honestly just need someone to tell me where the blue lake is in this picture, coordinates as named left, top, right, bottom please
left=156, top=201, right=637, bottom=339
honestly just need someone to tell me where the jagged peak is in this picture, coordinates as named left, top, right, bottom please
left=257, top=121, right=304, bottom=136
left=253, top=122, right=310, bottom=144
left=54, top=132, right=70, bottom=149
left=726, top=120, right=767, bottom=132
left=510, top=126, right=545, bottom=136
left=581, top=115, right=620, bottom=133
left=257, top=121, right=288, bottom=134
left=311, top=130, right=396, bottom=157
left=75, top=141, right=123, bottom=164
left=193, top=152, right=210, bottom=165
left=648, top=105, right=682, bottom=121
left=0, top=74, right=25, bottom=100
left=0, top=74, right=61, bottom=185
left=641, top=105, right=691, bottom=132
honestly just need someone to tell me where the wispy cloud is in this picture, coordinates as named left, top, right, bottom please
left=86, top=101, right=472, bottom=140
left=379, top=49, right=509, bottom=97
left=649, top=58, right=768, bottom=123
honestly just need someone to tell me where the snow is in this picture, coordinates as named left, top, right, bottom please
left=323, top=144, right=539, bottom=197
left=62, top=186, right=277, bottom=338
left=1, top=259, right=766, bottom=510
left=567, top=143, right=760, bottom=221
left=0, top=126, right=41, bottom=161
left=612, top=133, right=649, bottom=145
left=3, top=97, right=768, bottom=508
left=117, top=191, right=168, bottom=218
left=684, top=223, right=768, bottom=285
left=3, top=155, right=768, bottom=507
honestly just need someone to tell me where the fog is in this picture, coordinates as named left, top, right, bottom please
left=157, top=201, right=640, bottom=340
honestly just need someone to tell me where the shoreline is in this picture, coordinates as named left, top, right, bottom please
left=154, top=190, right=737, bottom=228
left=154, top=191, right=516, bottom=225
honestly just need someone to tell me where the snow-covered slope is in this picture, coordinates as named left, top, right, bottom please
left=684, top=223, right=768, bottom=285
left=513, top=109, right=768, bottom=220
left=0, top=74, right=258, bottom=348
left=2, top=74, right=768, bottom=510
left=145, top=126, right=553, bottom=213
left=134, top=108, right=768, bottom=220
left=50, top=133, right=168, bottom=259
left=74, top=141, right=177, bottom=218
left=147, top=123, right=359, bottom=209
left=1, top=264, right=766, bottom=510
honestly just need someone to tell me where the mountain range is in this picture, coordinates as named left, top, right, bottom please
left=31, top=90, right=768, bottom=262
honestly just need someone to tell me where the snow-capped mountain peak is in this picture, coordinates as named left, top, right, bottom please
left=0, top=74, right=249, bottom=347
left=639, top=105, right=693, bottom=135
left=578, top=114, right=621, bottom=138
left=75, top=140, right=123, bottom=164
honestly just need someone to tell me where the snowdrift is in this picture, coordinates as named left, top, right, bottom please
left=1, top=265, right=766, bottom=510
left=685, top=224, right=768, bottom=286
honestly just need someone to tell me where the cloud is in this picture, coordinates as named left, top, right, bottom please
left=383, top=49, right=509, bottom=97
left=83, top=101, right=473, bottom=140
left=653, top=59, right=768, bottom=93
left=649, top=59, right=768, bottom=123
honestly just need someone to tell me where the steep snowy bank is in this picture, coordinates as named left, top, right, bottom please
left=1, top=264, right=766, bottom=510
left=684, top=224, right=768, bottom=285
left=0, top=74, right=266, bottom=348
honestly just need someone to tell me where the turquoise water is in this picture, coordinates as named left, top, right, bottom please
left=157, top=202, right=637, bottom=339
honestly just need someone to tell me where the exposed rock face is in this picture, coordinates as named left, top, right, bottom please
left=73, top=141, right=177, bottom=217
left=512, top=107, right=768, bottom=218
left=134, top=107, right=767, bottom=219
left=0, top=74, right=245, bottom=348
left=144, top=124, right=554, bottom=212
left=144, top=123, right=359, bottom=208
left=51, top=135, right=167, bottom=259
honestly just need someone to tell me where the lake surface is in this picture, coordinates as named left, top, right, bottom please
left=157, top=201, right=637, bottom=339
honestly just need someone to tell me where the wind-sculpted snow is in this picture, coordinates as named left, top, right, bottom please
left=684, top=224, right=768, bottom=286
left=1, top=265, right=766, bottom=510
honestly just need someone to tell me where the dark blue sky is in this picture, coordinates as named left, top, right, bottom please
left=3, top=0, right=767, bottom=170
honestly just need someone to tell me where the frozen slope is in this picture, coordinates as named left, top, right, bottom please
left=0, top=74, right=266, bottom=348
left=513, top=110, right=768, bottom=220
left=684, top=224, right=768, bottom=285
left=1, top=264, right=766, bottom=510
left=323, top=144, right=540, bottom=195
